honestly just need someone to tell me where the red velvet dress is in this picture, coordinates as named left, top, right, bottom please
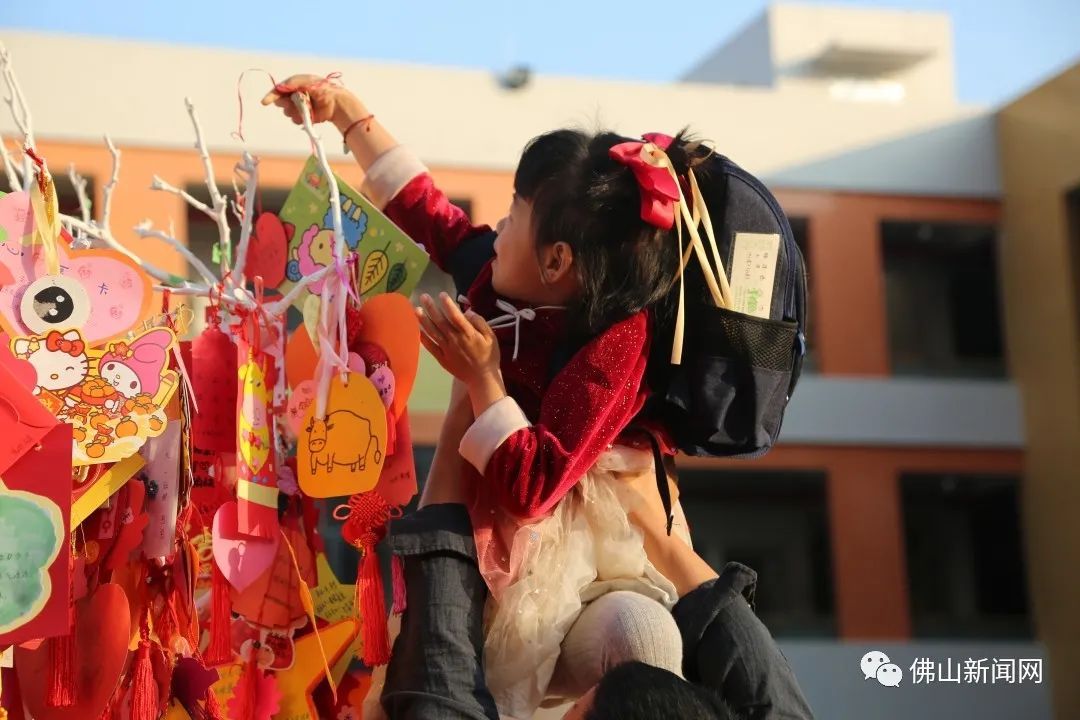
left=365, top=147, right=684, bottom=716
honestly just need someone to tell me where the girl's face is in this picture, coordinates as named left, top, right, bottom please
left=491, top=194, right=541, bottom=300
left=492, top=194, right=576, bottom=305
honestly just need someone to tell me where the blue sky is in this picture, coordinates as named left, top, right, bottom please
left=2, top=0, right=1077, bottom=106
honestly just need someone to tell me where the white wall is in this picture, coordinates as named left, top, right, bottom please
left=782, top=376, right=1023, bottom=448
left=784, top=641, right=1050, bottom=720
left=682, top=14, right=775, bottom=88
left=0, top=29, right=1000, bottom=198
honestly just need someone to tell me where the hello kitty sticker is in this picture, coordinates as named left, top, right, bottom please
left=10, top=327, right=179, bottom=465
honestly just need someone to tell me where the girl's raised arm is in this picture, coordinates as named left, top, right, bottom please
left=264, top=75, right=493, bottom=275
left=261, top=75, right=397, bottom=172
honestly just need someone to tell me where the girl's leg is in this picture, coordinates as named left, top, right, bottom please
left=548, top=591, right=684, bottom=700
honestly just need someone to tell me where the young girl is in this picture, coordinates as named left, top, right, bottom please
left=265, top=76, right=704, bottom=717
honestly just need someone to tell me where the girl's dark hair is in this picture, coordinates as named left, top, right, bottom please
left=585, top=661, right=739, bottom=720
left=513, top=128, right=712, bottom=339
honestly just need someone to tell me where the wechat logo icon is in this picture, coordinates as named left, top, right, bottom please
left=861, top=650, right=903, bottom=687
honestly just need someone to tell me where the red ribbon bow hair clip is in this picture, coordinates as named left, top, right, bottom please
left=608, top=132, right=680, bottom=230
left=45, top=330, right=85, bottom=357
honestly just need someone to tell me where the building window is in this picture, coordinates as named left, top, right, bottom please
left=52, top=173, right=95, bottom=221
left=902, top=473, right=1031, bottom=638
left=448, top=197, right=473, bottom=221
left=677, top=468, right=835, bottom=637
left=1067, top=185, right=1080, bottom=342
left=881, top=221, right=1005, bottom=378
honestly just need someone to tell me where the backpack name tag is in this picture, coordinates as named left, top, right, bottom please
left=729, top=232, right=781, bottom=319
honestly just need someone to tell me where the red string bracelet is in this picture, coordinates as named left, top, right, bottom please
left=341, top=114, right=376, bottom=153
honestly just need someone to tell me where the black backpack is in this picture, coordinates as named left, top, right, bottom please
left=641, top=152, right=808, bottom=459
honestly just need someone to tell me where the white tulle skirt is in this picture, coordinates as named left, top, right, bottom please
left=480, top=446, right=691, bottom=719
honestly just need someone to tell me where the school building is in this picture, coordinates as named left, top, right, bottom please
left=3, top=3, right=1078, bottom=718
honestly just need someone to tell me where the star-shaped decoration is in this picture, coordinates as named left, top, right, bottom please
left=311, top=553, right=355, bottom=623
left=273, top=619, right=360, bottom=720
left=165, top=700, right=193, bottom=719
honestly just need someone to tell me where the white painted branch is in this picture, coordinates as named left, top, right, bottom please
left=154, top=282, right=235, bottom=306
left=0, top=43, right=34, bottom=190
left=184, top=97, right=232, bottom=280
left=229, top=197, right=244, bottom=225
left=60, top=214, right=190, bottom=288
left=101, top=135, right=122, bottom=233
left=149, top=175, right=214, bottom=218
left=0, top=136, right=21, bottom=192
left=295, top=92, right=349, bottom=418
left=153, top=283, right=212, bottom=296
left=134, top=220, right=219, bottom=288
left=231, top=151, right=259, bottom=283
left=294, top=95, right=345, bottom=268
left=265, top=263, right=334, bottom=316
left=68, top=163, right=92, bottom=223
left=0, top=45, right=32, bottom=144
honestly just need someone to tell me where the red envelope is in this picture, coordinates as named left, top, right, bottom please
left=0, top=360, right=59, bottom=475
left=375, top=410, right=418, bottom=507
left=0, top=422, right=73, bottom=646
left=190, top=325, right=238, bottom=454
left=0, top=332, right=35, bottom=393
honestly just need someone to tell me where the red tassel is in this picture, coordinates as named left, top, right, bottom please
left=339, top=492, right=394, bottom=666
left=45, top=632, right=76, bottom=708
left=203, top=687, right=225, bottom=720
left=129, top=639, right=159, bottom=720
left=391, top=554, right=407, bottom=615
left=230, top=649, right=261, bottom=720
left=203, top=562, right=233, bottom=666
left=97, top=682, right=119, bottom=720
left=358, top=546, right=390, bottom=666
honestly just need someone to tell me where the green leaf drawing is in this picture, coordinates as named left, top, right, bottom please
left=386, top=262, right=407, bottom=293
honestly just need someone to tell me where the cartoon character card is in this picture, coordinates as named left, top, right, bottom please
left=276, top=156, right=429, bottom=305
left=10, top=327, right=179, bottom=465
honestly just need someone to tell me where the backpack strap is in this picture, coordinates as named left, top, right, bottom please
left=785, top=243, right=810, bottom=402
left=635, top=427, right=675, bottom=537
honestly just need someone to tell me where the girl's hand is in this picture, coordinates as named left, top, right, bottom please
left=417, top=293, right=501, bottom=386
left=261, top=73, right=354, bottom=126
